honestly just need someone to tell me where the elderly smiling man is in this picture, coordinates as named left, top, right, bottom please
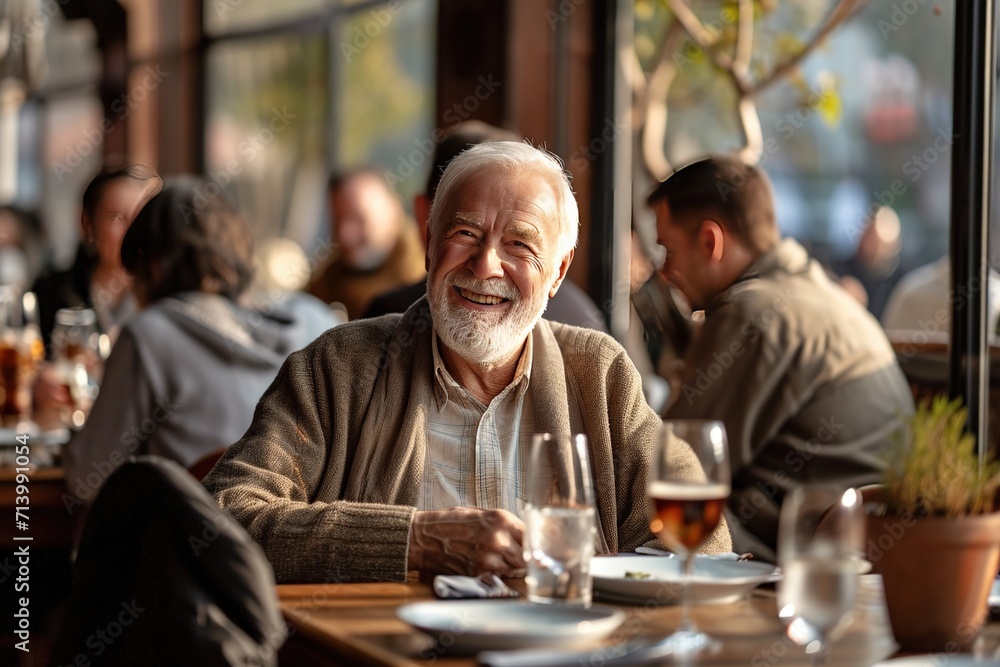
left=205, top=142, right=731, bottom=582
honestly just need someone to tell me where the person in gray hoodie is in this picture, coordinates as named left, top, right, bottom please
left=64, top=176, right=339, bottom=503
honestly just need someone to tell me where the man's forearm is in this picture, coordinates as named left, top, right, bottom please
left=215, top=488, right=416, bottom=583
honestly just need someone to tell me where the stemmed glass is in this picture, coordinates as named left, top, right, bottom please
left=777, top=486, right=863, bottom=666
left=647, top=419, right=731, bottom=656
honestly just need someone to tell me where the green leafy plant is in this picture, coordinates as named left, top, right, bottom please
left=885, top=396, right=1000, bottom=517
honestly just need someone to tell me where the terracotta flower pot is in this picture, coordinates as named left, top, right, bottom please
left=866, top=510, right=1000, bottom=653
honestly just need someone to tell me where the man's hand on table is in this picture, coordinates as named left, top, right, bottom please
left=408, top=507, right=526, bottom=577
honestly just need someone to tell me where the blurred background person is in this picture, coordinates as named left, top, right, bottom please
left=64, top=176, right=339, bottom=501
left=32, top=164, right=162, bottom=350
left=834, top=205, right=903, bottom=319
left=308, top=168, right=425, bottom=319
left=364, top=120, right=608, bottom=333
left=882, top=254, right=1000, bottom=343
left=31, top=165, right=161, bottom=431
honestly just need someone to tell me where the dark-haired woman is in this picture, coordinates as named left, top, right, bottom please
left=64, top=176, right=339, bottom=498
left=32, top=164, right=163, bottom=348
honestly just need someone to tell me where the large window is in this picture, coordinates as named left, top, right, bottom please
left=205, top=35, right=328, bottom=246
left=204, top=0, right=327, bottom=36
left=204, top=0, right=436, bottom=267
left=334, top=0, right=435, bottom=199
left=42, top=94, right=104, bottom=266
left=7, top=10, right=103, bottom=269
left=634, top=1, right=955, bottom=321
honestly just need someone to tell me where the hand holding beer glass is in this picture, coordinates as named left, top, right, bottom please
left=647, top=419, right=731, bottom=655
left=50, top=308, right=102, bottom=429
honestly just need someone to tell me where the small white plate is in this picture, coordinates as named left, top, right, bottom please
left=874, top=658, right=1000, bottom=666
left=591, top=553, right=780, bottom=605
left=396, top=600, right=625, bottom=653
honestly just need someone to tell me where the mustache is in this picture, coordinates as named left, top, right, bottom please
left=449, top=275, right=520, bottom=300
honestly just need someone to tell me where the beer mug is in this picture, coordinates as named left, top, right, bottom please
left=51, top=308, right=101, bottom=428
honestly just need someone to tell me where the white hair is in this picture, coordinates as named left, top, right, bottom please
left=428, top=141, right=580, bottom=262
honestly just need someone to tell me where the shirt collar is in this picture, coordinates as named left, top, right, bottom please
left=430, top=328, right=534, bottom=411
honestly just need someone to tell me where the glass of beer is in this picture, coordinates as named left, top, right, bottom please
left=52, top=308, right=100, bottom=366
left=0, top=332, right=32, bottom=428
left=51, top=308, right=101, bottom=428
left=0, top=287, right=43, bottom=429
left=523, top=433, right=596, bottom=607
left=647, top=419, right=731, bottom=655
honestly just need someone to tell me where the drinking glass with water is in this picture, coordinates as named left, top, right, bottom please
left=523, top=433, right=596, bottom=607
left=777, top=486, right=864, bottom=666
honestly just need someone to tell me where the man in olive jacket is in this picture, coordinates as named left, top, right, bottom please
left=652, top=156, right=913, bottom=561
left=205, top=142, right=731, bottom=583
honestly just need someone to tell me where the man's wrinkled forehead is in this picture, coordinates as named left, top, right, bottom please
left=451, top=166, right=556, bottom=210
left=450, top=191, right=552, bottom=222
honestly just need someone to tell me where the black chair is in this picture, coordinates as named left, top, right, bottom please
left=49, top=456, right=286, bottom=666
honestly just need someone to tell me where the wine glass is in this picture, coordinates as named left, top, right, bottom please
left=777, top=486, right=863, bottom=666
left=647, top=419, right=731, bottom=655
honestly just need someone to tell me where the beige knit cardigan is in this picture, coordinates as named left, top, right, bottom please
left=204, top=298, right=731, bottom=582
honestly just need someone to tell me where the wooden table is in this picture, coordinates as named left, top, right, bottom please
left=0, top=466, right=74, bottom=550
left=278, top=574, right=1000, bottom=666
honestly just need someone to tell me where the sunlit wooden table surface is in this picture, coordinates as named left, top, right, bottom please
left=277, top=574, right=1000, bottom=666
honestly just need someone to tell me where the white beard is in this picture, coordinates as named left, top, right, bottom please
left=429, top=273, right=550, bottom=367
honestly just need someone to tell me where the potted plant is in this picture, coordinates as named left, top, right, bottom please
left=866, top=396, right=1000, bottom=652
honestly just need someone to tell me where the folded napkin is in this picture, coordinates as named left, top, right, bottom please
left=433, top=574, right=519, bottom=599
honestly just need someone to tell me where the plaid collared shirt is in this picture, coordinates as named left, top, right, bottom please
left=420, top=331, right=536, bottom=516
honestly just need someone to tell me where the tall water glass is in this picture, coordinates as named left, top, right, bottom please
left=777, top=487, right=863, bottom=666
left=523, top=433, right=596, bottom=607
left=648, top=419, right=731, bottom=656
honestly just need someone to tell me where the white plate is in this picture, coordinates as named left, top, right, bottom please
left=874, top=658, right=1000, bottom=666
left=591, top=553, right=780, bottom=605
left=396, top=600, right=625, bottom=653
